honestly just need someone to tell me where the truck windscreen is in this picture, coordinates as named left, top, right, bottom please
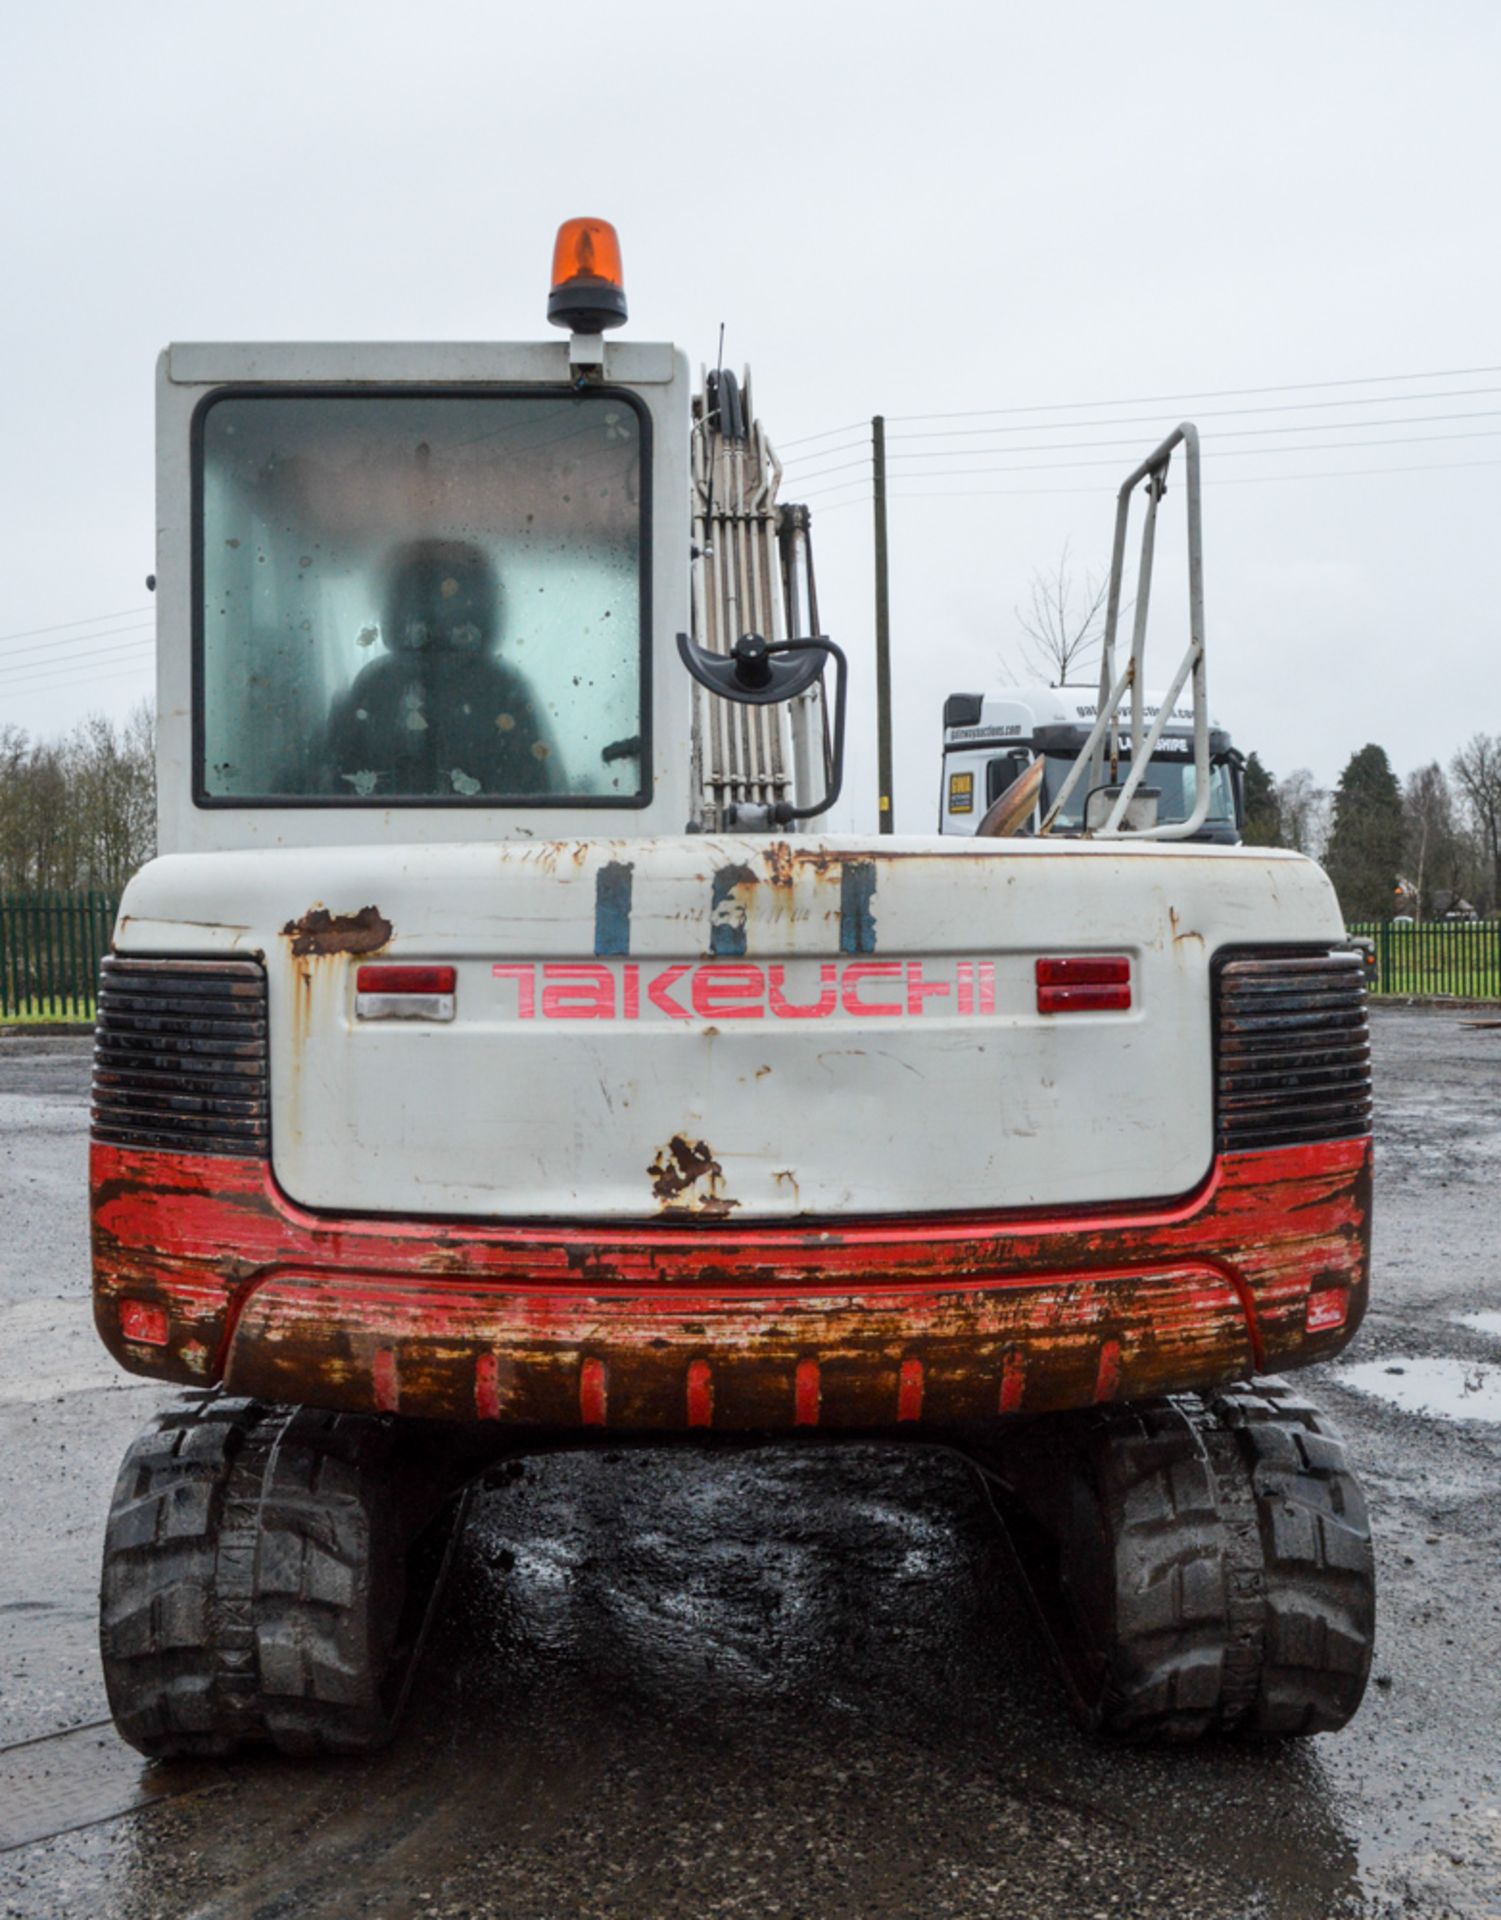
left=195, top=391, right=648, bottom=805
left=1041, top=751, right=1236, bottom=830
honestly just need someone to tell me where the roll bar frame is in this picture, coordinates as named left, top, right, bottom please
left=1039, top=423, right=1210, bottom=841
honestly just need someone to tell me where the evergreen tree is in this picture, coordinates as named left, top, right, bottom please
left=1324, top=744, right=1404, bottom=921
left=1241, top=751, right=1282, bottom=846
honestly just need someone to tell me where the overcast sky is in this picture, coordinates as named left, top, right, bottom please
left=4, top=0, right=1497, bottom=831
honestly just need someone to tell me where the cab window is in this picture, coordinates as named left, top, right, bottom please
left=986, top=751, right=1032, bottom=807
left=1041, top=750, right=1237, bottom=829
left=195, top=391, right=648, bottom=805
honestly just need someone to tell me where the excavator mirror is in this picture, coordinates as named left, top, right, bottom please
left=677, top=631, right=823, bottom=705
left=676, top=630, right=848, bottom=825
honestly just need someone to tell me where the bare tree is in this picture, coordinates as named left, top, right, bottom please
left=63, top=705, right=156, bottom=892
left=1451, top=732, right=1501, bottom=913
left=1402, top=762, right=1464, bottom=919
left=0, top=704, right=155, bottom=893
left=1274, top=768, right=1332, bottom=862
left=1004, top=544, right=1111, bottom=686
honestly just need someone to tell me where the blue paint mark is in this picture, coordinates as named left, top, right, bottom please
left=839, top=861, right=878, bottom=954
left=594, top=862, right=634, bottom=956
left=710, top=864, right=756, bottom=956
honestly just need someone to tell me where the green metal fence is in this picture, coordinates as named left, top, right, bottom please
left=1347, top=919, right=1501, bottom=999
left=0, top=892, right=118, bottom=1020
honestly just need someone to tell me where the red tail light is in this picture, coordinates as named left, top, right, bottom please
left=355, top=966, right=456, bottom=995
left=1036, top=956, right=1132, bottom=1014
left=355, top=964, right=457, bottom=1023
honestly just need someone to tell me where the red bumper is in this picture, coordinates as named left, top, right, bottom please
left=91, top=1138, right=1371, bottom=1433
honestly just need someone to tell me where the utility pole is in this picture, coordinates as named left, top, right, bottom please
left=872, top=414, right=894, bottom=833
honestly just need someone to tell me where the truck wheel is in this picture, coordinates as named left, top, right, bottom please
left=100, top=1396, right=468, bottom=1759
left=990, top=1376, right=1374, bottom=1742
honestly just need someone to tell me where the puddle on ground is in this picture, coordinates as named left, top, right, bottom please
left=1455, top=1309, right=1501, bottom=1340
left=0, top=1722, right=226, bottom=1852
left=1340, top=1356, right=1501, bottom=1424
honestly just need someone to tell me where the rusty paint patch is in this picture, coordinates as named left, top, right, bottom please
left=1169, top=906, right=1204, bottom=949
left=764, top=841, right=796, bottom=888
left=280, top=905, right=392, bottom=957
left=648, top=1135, right=739, bottom=1215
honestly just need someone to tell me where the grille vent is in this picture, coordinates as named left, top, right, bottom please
left=1215, top=950, right=1371, bottom=1152
left=93, top=957, right=269, bottom=1157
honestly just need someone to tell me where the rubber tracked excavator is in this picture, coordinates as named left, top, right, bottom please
left=92, top=218, right=1375, bottom=1756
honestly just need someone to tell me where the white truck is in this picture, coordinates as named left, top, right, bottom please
left=92, top=220, right=1375, bottom=1758
left=940, top=685, right=1244, bottom=842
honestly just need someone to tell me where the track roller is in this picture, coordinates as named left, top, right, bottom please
left=985, top=1375, right=1375, bottom=1742
left=100, top=1396, right=470, bottom=1759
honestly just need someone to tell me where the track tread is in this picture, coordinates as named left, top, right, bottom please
left=1000, top=1374, right=1375, bottom=1744
left=100, top=1397, right=459, bottom=1759
left=1209, top=1377, right=1375, bottom=1735
left=1068, top=1400, right=1239, bottom=1741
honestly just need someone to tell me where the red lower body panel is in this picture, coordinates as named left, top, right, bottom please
left=90, top=1138, right=1371, bottom=1432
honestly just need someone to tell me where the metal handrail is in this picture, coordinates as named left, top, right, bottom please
left=1040, top=422, right=1210, bottom=840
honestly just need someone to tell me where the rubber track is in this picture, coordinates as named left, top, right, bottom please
left=996, top=1375, right=1374, bottom=1742
left=1078, top=1401, right=1239, bottom=1742
left=100, top=1398, right=436, bottom=1759
left=1209, top=1378, right=1376, bottom=1735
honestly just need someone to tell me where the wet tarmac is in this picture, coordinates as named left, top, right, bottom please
left=2, top=1012, right=1499, bottom=1919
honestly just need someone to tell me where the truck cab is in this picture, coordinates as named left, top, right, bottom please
left=940, top=687, right=1244, bottom=841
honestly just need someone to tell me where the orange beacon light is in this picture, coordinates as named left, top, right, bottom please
left=547, top=218, right=628, bottom=334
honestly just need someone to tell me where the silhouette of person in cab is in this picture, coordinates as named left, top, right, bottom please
left=325, top=539, right=557, bottom=798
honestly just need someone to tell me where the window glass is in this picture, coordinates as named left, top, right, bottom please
left=198, top=393, right=646, bottom=803
left=985, top=751, right=1031, bottom=807
left=1042, top=751, right=1237, bottom=829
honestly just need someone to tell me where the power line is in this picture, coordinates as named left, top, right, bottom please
left=777, top=360, right=1501, bottom=457
left=793, top=424, right=1501, bottom=492
left=0, top=637, right=155, bottom=687
left=776, top=419, right=867, bottom=451
left=1191, top=454, right=1501, bottom=489
left=894, top=382, right=1501, bottom=438
left=886, top=362, right=1501, bottom=426
left=0, top=633, right=156, bottom=681
left=802, top=493, right=873, bottom=514
left=789, top=410, right=1501, bottom=486
left=0, top=606, right=153, bottom=647
left=893, top=403, right=1501, bottom=451
left=780, top=437, right=870, bottom=468
left=782, top=385, right=1501, bottom=465
left=0, top=619, right=155, bottom=665
left=797, top=453, right=1501, bottom=506
left=2, top=657, right=156, bottom=701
